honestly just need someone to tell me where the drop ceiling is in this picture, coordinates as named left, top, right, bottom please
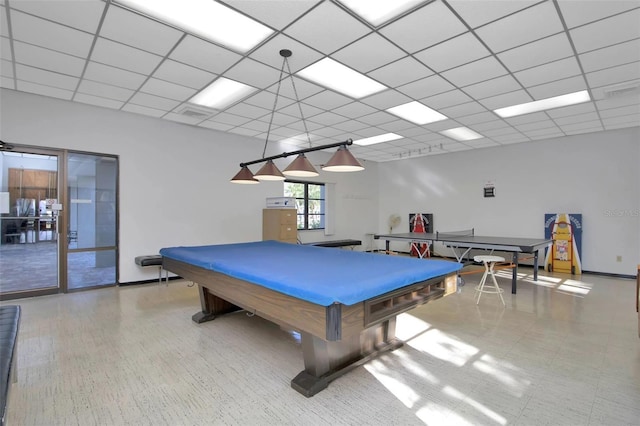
left=1, top=0, right=638, bottom=162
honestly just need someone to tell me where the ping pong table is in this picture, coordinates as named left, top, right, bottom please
left=374, top=230, right=553, bottom=294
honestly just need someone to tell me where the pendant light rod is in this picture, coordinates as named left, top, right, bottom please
left=240, top=139, right=353, bottom=168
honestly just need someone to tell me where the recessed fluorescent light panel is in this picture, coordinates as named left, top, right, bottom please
left=338, top=0, right=428, bottom=26
left=190, top=77, right=256, bottom=109
left=297, top=58, right=387, bottom=99
left=353, top=133, right=403, bottom=146
left=440, top=127, right=483, bottom=141
left=494, top=90, right=591, bottom=118
left=386, top=101, right=447, bottom=125
left=114, top=0, right=273, bottom=53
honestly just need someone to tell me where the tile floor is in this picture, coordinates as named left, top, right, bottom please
left=2, top=266, right=639, bottom=425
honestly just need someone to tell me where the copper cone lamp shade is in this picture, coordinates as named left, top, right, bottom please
left=254, top=160, right=285, bottom=181
left=283, top=154, right=319, bottom=177
left=230, top=166, right=259, bottom=184
left=322, top=146, right=364, bottom=172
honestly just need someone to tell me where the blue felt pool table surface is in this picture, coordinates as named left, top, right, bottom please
left=160, top=240, right=462, bottom=306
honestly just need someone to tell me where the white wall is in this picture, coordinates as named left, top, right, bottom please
left=378, top=127, right=640, bottom=276
left=0, top=89, right=379, bottom=282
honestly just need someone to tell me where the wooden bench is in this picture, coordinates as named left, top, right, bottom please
left=0, top=305, right=21, bottom=426
left=135, top=255, right=168, bottom=284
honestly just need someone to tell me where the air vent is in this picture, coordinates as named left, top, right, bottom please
left=174, top=104, right=216, bottom=119
left=602, top=81, right=640, bottom=99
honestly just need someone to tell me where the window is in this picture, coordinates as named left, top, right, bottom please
left=284, top=180, right=325, bottom=230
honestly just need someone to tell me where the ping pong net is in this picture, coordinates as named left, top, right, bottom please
left=435, top=228, right=474, bottom=240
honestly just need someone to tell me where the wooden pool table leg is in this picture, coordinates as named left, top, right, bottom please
left=192, top=285, right=241, bottom=323
left=291, top=317, right=403, bottom=397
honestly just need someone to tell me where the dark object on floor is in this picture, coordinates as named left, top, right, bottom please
left=304, top=239, right=362, bottom=248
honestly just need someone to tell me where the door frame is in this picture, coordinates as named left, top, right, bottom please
left=0, top=144, right=119, bottom=299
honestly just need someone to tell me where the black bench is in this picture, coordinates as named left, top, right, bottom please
left=135, top=255, right=168, bottom=284
left=304, top=239, right=362, bottom=249
left=0, top=305, right=21, bottom=426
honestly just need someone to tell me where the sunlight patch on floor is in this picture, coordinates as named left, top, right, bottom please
left=443, top=385, right=507, bottom=425
left=407, top=328, right=479, bottom=367
left=472, top=354, right=531, bottom=396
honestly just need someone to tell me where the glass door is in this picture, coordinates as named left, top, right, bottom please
left=66, top=153, right=118, bottom=290
left=0, top=149, right=60, bottom=297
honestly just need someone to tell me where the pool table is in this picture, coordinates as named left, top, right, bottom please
left=161, top=241, right=461, bottom=397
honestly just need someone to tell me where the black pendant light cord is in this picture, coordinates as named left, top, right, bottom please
left=262, top=49, right=290, bottom=159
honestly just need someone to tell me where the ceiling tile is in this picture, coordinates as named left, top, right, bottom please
left=473, top=120, right=513, bottom=132
left=414, top=32, right=490, bottom=72
left=283, top=1, right=371, bottom=54
left=121, top=103, right=166, bottom=118
left=14, top=64, right=78, bottom=91
left=224, top=58, right=280, bottom=89
left=421, top=89, right=472, bottom=109
left=198, top=120, right=234, bottom=131
left=244, top=90, right=295, bottom=110
left=439, top=101, right=488, bottom=118
left=333, top=33, right=406, bottom=73
left=225, top=0, right=320, bottom=30
left=579, top=40, right=640, bottom=73
left=127, top=92, right=180, bottom=111
left=570, top=9, right=640, bottom=53
left=447, top=0, right=539, bottom=29
left=360, top=89, right=411, bottom=109
left=366, top=56, right=433, bottom=87
left=599, top=104, right=640, bottom=118
left=74, top=93, right=124, bottom=110
left=139, top=78, right=196, bottom=101
left=9, top=0, right=105, bottom=33
left=249, top=33, right=323, bottom=73
left=397, top=74, right=454, bottom=99
left=16, top=80, right=73, bottom=100
left=91, top=37, right=163, bottom=75
left=77, top=79, right=134, bottom=101
left=163, top=112, right=207, bottom=125
left=475, top=2, right=564, bottom=53
left=333, top=119, right=370, bottom=132
left=277, top=101, right=324, bottom=119
left=546, top=102, right=597, bottom=118
left=441, top=56, right=508, bottom=87
left=169, top=35, right=242, bottom=75
left=528, top=75, right=587, bottom=100
left=0, top=36, right=11, bottom=61
left=596, top=93, right=640, bottom=110
left=462, top=74, right=522, bottom=99
left=265, top=76, right=324, bottom=102
left=308, top=111, right=348, bottom=126
left=100, top=5, right=183, bottom=56
left=558, top=0, right=640, bottom=28
left=358, top=111, right=398, bottom=126
left=479, top=89, right=533, bottom=110
left=379, top=0, right=467, bottom=53
left=456, top=111, right=500, bottom=125
left=586, top=62, right=640, bottom=90
left=332, top=101, right=378, bottom=118
left=13, top=41, right=86, bottom=77
left=224, top=103, right=270, bottom=120
left=152, top=60, right=216, bottom=90
left=505, top=112, right=550, bottom=125
left=515, top=119, right=559, bottom=132
left=0, top=58, right=13, bottom=78
left=514, top=57, right=581, bottom=87
left=303, top=90, right=354, bottom=109
left=498, top=33, right=574, bottom=72
left=553, top=112, right=600, bottom=125
left=10, top=11, right=94, bottom=57
left=83, top=61, right=146, bottom=90
left=560, top=121, right=604, bottom=132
